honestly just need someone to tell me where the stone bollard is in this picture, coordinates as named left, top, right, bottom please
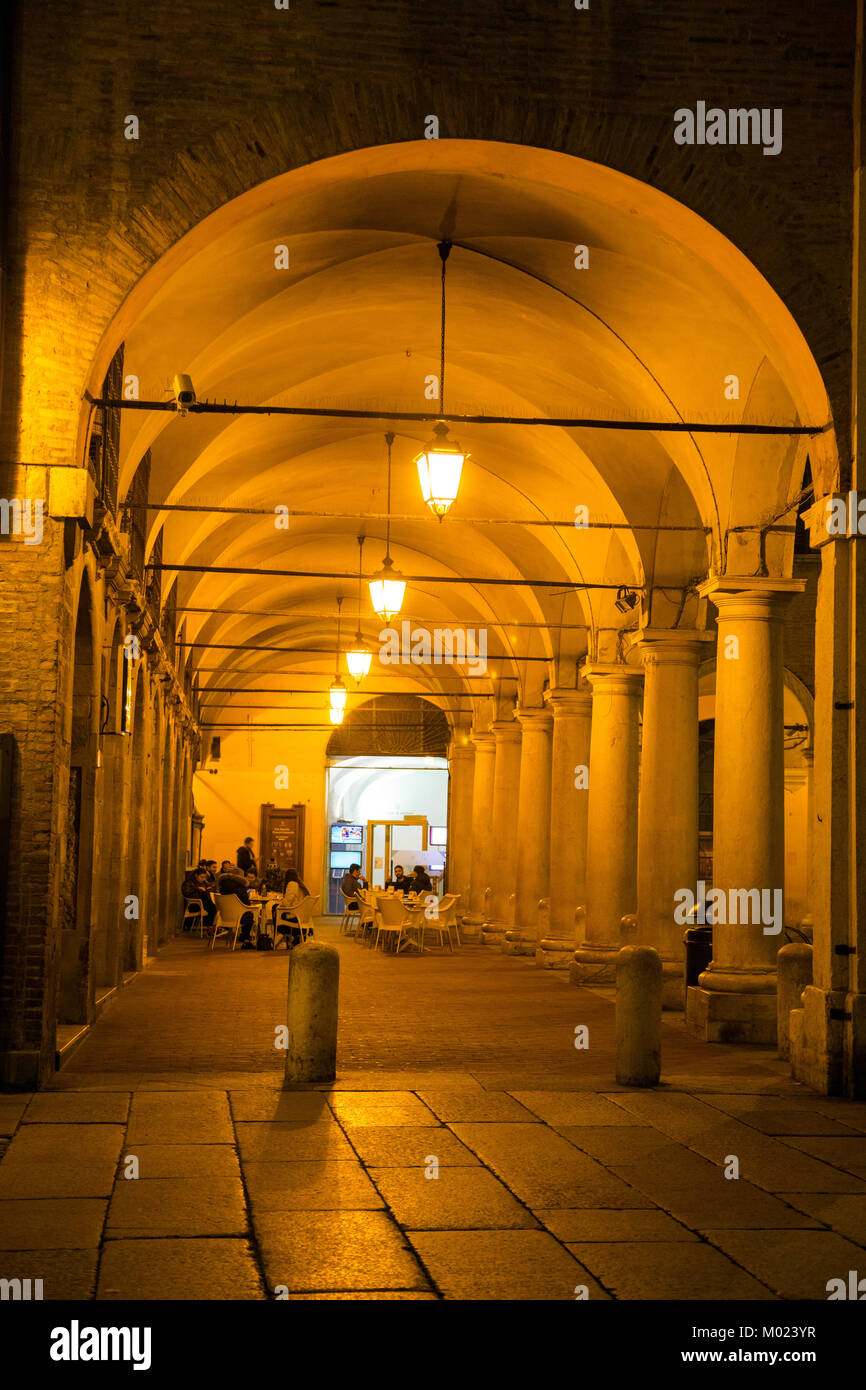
left=615, top=945, right=662, bottom=1086
left=777, top=942, right=812, bottom=1060
left=284, top=940, right=340, bottom=1086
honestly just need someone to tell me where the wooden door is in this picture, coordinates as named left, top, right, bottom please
left=259, top=803, right=306, bottom=877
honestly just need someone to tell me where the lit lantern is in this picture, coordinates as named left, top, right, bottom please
left=368, top=555, right=406, bottom=624
left=329, top=707, right=344, bottom=725
left=329, top=677, right=348, bottom=712
left=415, top=421, right=466, bottom=518
left=345, top=638, right=372, bottom=684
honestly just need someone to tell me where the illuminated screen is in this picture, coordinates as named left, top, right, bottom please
left=331, top=824, right=363, bottom=844
left=429, top=826, right=447, bottom=846
left=330, top=851, right=361, bottom=868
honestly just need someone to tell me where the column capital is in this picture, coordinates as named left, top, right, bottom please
left=448, top=737, right=475, bottom=761
left=515, top=705, right=553, bottom=731
left=491, top=718, right=522, bottom=743
left=470, top=728, right=495, bottom=750
left=545, top=687, right=593, bottom=715
left=581, top=662, right=644, bottom=696
left=698, top=575, right=806, bottom=621
left=629, top=628, right=714, bottom=668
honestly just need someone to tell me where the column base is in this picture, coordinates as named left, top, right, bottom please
left=502, top=930, right=537, bottom=956
left=686, top=985, right=777, bottom=1045
left=535, top=937, right=574, bottom=969
left=481, top=922, right=508, bottom=946
left=571, top=945, right=619, bottom=985
left=789, top=985, right=866, bottom=1098
left=661, top=964, right=685, bottom=1012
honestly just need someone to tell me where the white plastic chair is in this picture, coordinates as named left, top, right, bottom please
left=274, top=894, right=320, bottom=950
left=212, top=894, right=249, bottom=951
left=355, top=887, right=377, bottom=946
left=374, top=894, right=422, bottom=953
left=421, top=893, right=462, bottom=951
left=339, top=886, right=361, bottom=935
left=181, top=898, right=204, bottom=935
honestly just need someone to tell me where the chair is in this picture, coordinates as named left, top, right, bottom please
left=339, top=886, right=361, bottom=935
left=374, top=894, right=422, bottom=953
left=212, top=894, right=249, bottom=951
left=274, top=894, right=320, bottom=949
left=418, top=893, right=462, bottom=951
left=355, top=888, right=377, bottom=946
left=181, top=898, right=204, bottom=935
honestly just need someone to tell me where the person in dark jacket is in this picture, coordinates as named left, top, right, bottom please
left=217, top=866, right=256, bottom=948
left=237, top=838, right=257, bottom=875
left=411, top=865, right=433, bottom=894
left=385, top=865, right=412, bottom=894
left=182, top=869, right=216, bottom=927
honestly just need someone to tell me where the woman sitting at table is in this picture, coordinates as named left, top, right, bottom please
left=275, top=868, right=313, bottom=948
left=411, top=864, right=433, bottom=894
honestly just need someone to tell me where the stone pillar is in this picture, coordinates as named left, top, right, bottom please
left=463, top=731, right=496, bottom=929
left=483, top=720, right=522, bottom=945
left=505, top=707, right=553, bottom=955
left=791, top=500, right=866, bottom=1095
left=687, top=578, right=804, bottom=1045
left=536, top=689, right=592, bottom=968
left=632, top=630, right=712, bottom=1007
left=572, top=664, right=643, bottom=984
left=446, top=736, right=475, bottom=916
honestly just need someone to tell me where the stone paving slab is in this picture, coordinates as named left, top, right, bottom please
left=777, top=1135, right=866, bottom=1178
left=682, top=1125, right=866, bottom=1194
left=341, top=1124, right=481, bottom=1168
left=126, top=1092, right=234, bottom=1145
left=698, top=1093, right=865, bottom=1136
left=106, top=1177, right=248, bottom=1238
left=0, top=1248, right=98, bottom=1299
left=234, top=1122, right=356, bottom=1163
left=292, top=1290, right=439, bottom=1299
left=407, top=1229, right=611, bottom=1300
left=328, top=1093, right=437, bottom=1126
left=536, top=1208, right=698, bottom=1242
left=254, top=1210, right=430, bottom=1293
left=242, top=1160, right=384, bottom=1211
left=783, top=1193, right=866, bottom=1245
left=566, top=1240, right=778, bottom=1300
left=450, top=1123, right=654, bottom=1209
left=22, top=1093, right=131, bottom=1124
left=228, top=1091, right=331, bottom=1123
left=613, top=1165, right=825, bottom=1230
left=703, top=1228, right=866, bottom=1300
left=119, top=1144, right=241, bottom=1179
left=369, top=1165, right=538, bottom=1230
left=509, top=1091, right=641, bottom=1125
left=0, top=1095, right=33, bottom=1135
left=0, top=1161, right=117, bottom=1200
left=809, top=1100, right=866, bottom=1133
left=416, top=1090, right=536, bottom=1122
left=97, top=1237, right=265, bottom=1299
left=0, top=1198, right=107, bottom=1249
left=555, top=1125, right=691, bottom=1166
left=2, top=1124, right=125, bottom=1165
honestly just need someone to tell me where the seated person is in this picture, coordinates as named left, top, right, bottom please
left=340, top=863, right=366, bottom=909
left=218, top=859, right=234, bottom=875
left=275, top=868, right=314, bottom=947
left=245, top=869, right=260, bottom=894
left=411, top=864, right=433, bottom=894
left=263, top=857, right=283, bottom=893
left=215, top=865, right=256, bottom=949
left=384, top=864, right=412, bottom=894
left=197, top=860, right=217, bottom=890
left=182, top=869, right=216, bottom=928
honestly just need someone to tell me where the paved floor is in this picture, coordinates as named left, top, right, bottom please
left=2, top=925, right=866, bottom=1300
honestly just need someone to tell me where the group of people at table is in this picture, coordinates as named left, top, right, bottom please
left=181, top=836, right=312, bottom=950
left=181, top=842, right=441, bottom=952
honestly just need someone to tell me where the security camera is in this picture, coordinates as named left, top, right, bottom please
left=173, top=374, right=196, bottom=414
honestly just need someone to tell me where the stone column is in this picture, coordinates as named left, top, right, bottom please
left=463, top=731, right=496, bottom=930
left=505, top=707, right=553, bottom=955
left=687, top=578, right=804, bottom=1045
left=572, top=664, right=643, bottom=984
left=536, top=689, right=592, bottom=968
left=482, top=720, right=522, bottom=945
left=446, top=736, right=475, bottom=915
left=632, top=630, right=712, bottom=1007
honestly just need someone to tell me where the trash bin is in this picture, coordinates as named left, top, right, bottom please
left=683, top=925, right=713, bottom=989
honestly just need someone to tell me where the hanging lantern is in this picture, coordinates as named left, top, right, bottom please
left=329, top=677, right=348, bottom=712
left=329, top=707, right=344, bottom=725
left=345, top=638, right=372, bottom=683
left=415, top=421, right=466, bottom=518
left=368, top=555, right=406, bottom=624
